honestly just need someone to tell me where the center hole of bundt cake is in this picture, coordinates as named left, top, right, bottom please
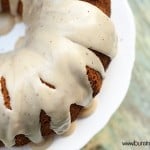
left=0, top=12, right=26, bottom=53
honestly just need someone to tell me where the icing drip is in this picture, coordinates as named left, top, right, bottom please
left=62, top=121, right=77, bottom=136
left=0, top=0, right=117, bottom=147
left=0, top=13, right=15, bottom=35
left=9, top=0, right=19, bottom=16
left=79, top=99, right=97, bottom=118
left=30, top=136, right=54, bottom=150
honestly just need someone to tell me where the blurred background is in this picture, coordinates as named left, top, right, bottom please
left=83, top=0, right=150, bottom=149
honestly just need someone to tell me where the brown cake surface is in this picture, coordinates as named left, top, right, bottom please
left=0, top=0, right=111, bottom=147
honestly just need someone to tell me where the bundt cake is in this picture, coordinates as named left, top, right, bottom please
left=0, top=0, right=117, bottom=147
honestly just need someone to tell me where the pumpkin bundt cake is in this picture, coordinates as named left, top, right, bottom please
left=0, top=0, right=117, bottom=147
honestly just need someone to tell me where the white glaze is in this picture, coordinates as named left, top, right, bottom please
left=79, top=99, right=97, bottom=118
left=30, top=136, right=54, bottom=150
left=9, top=0, right=20, bottom=16
left=0, top=0, right=117, bottom=147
